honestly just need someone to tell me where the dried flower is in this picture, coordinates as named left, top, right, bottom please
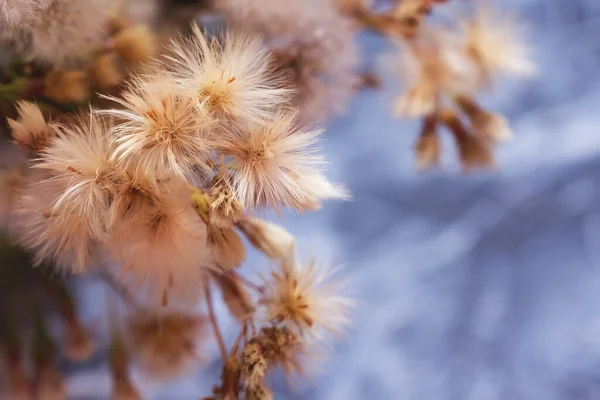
left=167, top=26, right=289, bottom=124
left=259, top=258, right=353, bottom=338
left=257, top=325, right=305, bottom=376
left=44, top=69, right=90, bottom=104
left=294, top=171, right=350, bottom=211
left=216, top=110, right=330, bottom=210
left=7, top=101, right=55, bottom=153
left=104, top=74, right=215, bottom=182
left=463, top=6, right=535, bottom=84
left=128, top=311, right=205, bottom=379
left=238, top=218, right=295, bottom=260
left=109, top=25, right=157, bottom=66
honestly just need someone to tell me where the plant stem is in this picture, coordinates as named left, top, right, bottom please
left=205, top=282, right=228, bottom=362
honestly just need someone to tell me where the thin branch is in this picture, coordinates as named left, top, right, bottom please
left=205, top=282, right=228, bottom=363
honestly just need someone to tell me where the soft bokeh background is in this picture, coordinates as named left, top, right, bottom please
left=68, top=0, right=600, bottom=398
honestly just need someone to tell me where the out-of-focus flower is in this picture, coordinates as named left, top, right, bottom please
left=0, top=0, right=53, bottom=36
left=108, top=25, right=157, bottom=67
left=394, top=32, right=471, bottom=117
left=7, top=101, right=56, bottom=153
left=462, top=6, right=536, bottom=85
left=13, top=0, right=117, bottom=66
left=215, top=0, right=359, bottom=123
left=44, top=69, right=90, bottom=104
left=167, top=26, right=290, bottom=124
left=91, top=52, right=126, bottom=90
left=259, top=257, right=353, bottom=339
left=128, top=311, right=205, bottom=379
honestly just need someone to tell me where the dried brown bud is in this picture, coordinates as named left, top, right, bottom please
left=91, top=52, right=125, bottom=90
left=208, top=225, right=246, bottom=271
left=455, top=96, right=512, bottom=143
left=7, top=101, right=55, bottom=153
left=109, top=25, right=156, bottom=66
left=441, top=110, right=495, bottom=171
left=240, top=341, right=268, bottom=389
left=237, top=218, right=295, bottom=261
left=415, top=114, right=440, bottom=171
left=44, top=69, right=90, bottom=104
left=214, top=271, right=255, bottom=322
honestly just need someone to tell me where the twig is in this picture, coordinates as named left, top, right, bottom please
left=205, top=282, right=228, bottom=363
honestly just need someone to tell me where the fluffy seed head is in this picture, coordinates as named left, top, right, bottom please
left=104, top=74, right=215, bottom=182
left=166, top=26, right=290, bottom=124
left=207, top=225, right=246, bottom=271
left=259, top=257, right=353, bottom=339
left=217, top=110, right=328, bottom=210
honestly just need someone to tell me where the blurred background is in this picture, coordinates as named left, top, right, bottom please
left=45, top=0, right=600, bottom=398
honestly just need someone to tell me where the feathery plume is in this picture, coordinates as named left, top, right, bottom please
left=209, top=171, right=244, bottom=228
left=259, top=258, right=353, bottom=339
left=216, top=110, right=328, bottom=210
left=0, top=0, right=54, bottom=34
left=207, top=225, right=246, bottom=271
left=166, top=26, right=290, bottom=124
left=104, top=74, right=215, bottom=182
